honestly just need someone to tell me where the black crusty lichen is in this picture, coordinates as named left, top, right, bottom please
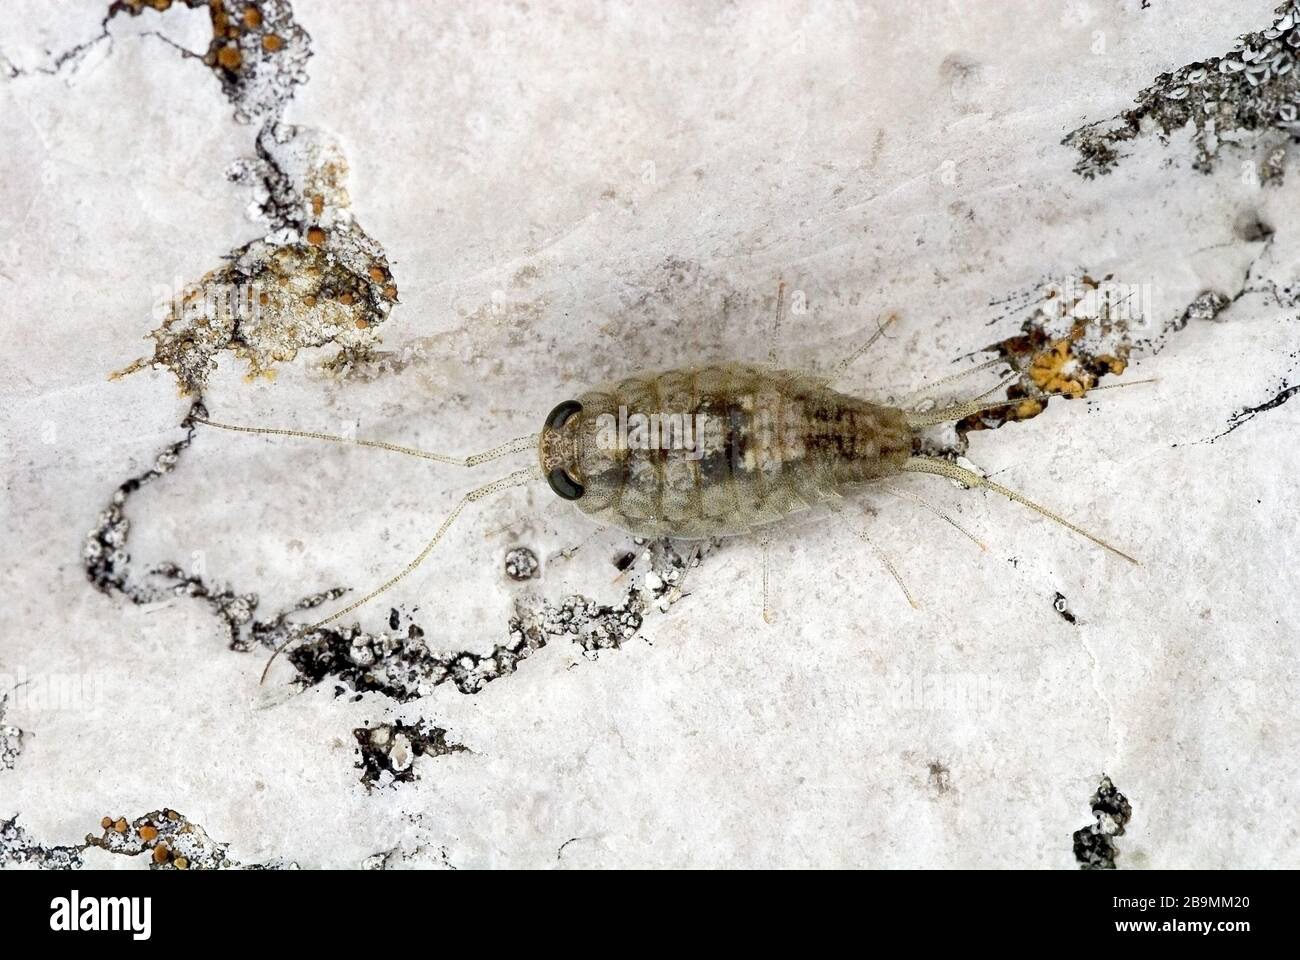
left=1065, top=2, right=1300, bottom=178
left=0, top=817, right=84, bottom=870
left=1072, top=775, right=1133, bottom=869
left=287, top=591, right=649, bottom=700
left=353, top=720, right=469, bottom=790
left=83, top=400, right=352, bottom=649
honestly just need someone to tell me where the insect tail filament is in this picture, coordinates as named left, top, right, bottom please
left=901, top=456, right=1138, bottom=565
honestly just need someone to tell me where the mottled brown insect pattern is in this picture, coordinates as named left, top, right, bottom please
left=549, top=364, right=912, bottom=539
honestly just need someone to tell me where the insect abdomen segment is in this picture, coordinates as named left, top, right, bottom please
left=571, top=364, right=912, bottom=539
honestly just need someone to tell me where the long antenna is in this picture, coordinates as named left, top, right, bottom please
left=260, top=466, right=542, bottom=684
left=192, top=415, right=538, bottom=467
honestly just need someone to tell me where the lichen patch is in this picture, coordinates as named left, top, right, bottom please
left=1065, top=2, right=1300, bottom=178
left=87, top=403, right=702, bottom=715
left=84, top=808, right=294, bottom=869
left=108, top=0, right=312, bottom=124
left=959, top=274, right=1136, bottom=434
left=3, top=809, right=292, bottom=870
left=114, top=127, right=397, bottom=394
left=0, top=688, right=27, bottom=772
left=353, top=720, right=469, bottom=790
left=1072, top=775, right=1133, bottom=869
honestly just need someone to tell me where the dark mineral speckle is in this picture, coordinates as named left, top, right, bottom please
left=1053, top=592, right=1078, bottom=626
left=353, top=720, right=469, bottom=789
left=1073, top=775, right=1133, bottom=869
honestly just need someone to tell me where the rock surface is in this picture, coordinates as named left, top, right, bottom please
left=1, top=0, right=1297, bottom=868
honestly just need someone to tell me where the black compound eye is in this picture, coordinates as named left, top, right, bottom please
left=546, top=467, right=585, bottom=501
left=543, top=400, right=584, bottom=500
left=545, top=399, right=583, bottom=431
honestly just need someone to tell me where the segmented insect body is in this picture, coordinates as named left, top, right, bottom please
left=541, top=364, right=914, bottom=539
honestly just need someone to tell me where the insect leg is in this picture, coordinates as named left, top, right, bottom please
left=827, top=500, right=919, bottom=609
left=820, top=313, right=898, bottom=388
left=548, top=524, right=609, bottom=565
left=901, top=456, right=1138, bottom=564
left=767, top=280, right=786, bottom=367
left=673, top=543, right=704, bottom=596
left=759, top=534, right=776, bottom=624
left=260, top=466, right=541, bottom=683
left=192, top=415, right=538, bottom=467
left=896, top=356, right=1007, bottom=406
left=877, top=482, right=987, bottom=552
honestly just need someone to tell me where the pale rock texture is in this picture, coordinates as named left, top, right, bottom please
left=1, top=0, right=1297, bottom=868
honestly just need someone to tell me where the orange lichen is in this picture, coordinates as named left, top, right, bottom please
left=113, top=817, right=128, bottom=833
left=139, top=824, right=159, bottom=842
left=217, top=45, right=243, bottom=70
left=1028, top=339, right=1088, bottom=397
left=174, top=856, right=190, bottom=870
left=962, top=278, right=1137, bottom=434
left=100, top=816, right=114, bottom=829
left=262, top=33, right=283, bottom=52
left=242, top=5, right=262, bottom=28
left=153, top=844, right=170, bottom=864
left=306, top=226, right=326, bottom=246
left=368, top=265, right=386, bottom=282
left=208, top=0, right=228, bottom=34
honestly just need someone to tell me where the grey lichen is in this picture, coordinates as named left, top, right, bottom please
left=1169, top=290, right=1232, bottom=333
left=1072, top=775, right=1133, bottom=869
left=504, top=546, right=540, bottom=581
left=287, top=590, right=648, bottom=700
left=1065, top=2, right=1300, bottom=177
left=0, top=688, right=26, bottom=772
left=353, top=720, right=469, bottom=790
left=0, top=816, right=84, bottom=870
